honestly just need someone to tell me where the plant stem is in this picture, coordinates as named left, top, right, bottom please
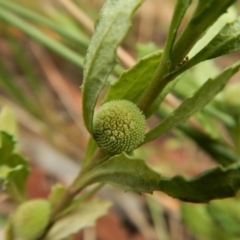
left=80, top=148, right=108, bottom=176
left=137, top=58, right=172, bottom=113
left=50, top=150, right=106, bottom=220
left=37, top=178, right=85, bottom=240
left=37, top=148, right=108, bottom=239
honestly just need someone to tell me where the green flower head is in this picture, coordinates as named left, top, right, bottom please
left=93, top=100, right=146, bottom=154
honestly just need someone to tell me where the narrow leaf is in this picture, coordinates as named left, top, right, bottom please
left=182, top=199, right=240, bottom=239
left=172, top=0, right=236, bottom=67
left=82, top=0, right=143, bottom=132
left=45, top=198, right=111, bottom=240
left=178, top=124, right=239, bottom=166
left=0, top=0, right=89, bottom=47
left=104, top=51, right=162, bottom=104
left=0, top=8, right=83, bottom=68
left=181, top=203, right=217, bottom=238
left=83, top=153, right=161, bottom=194
left=189, top=17, right=240, bottom=65
left=189, top=6, right=237, bottom=58
left=48, top=184, right=66, bottom=208
left=206, top=198, right=240, bottom=235
left=144, top=61, right=240, bottom=143
left=163, top=0, right=191, bottom=66
left=159, top=164, right=240, bottom=203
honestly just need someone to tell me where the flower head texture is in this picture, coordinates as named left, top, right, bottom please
left=93, top=100, right=146, bottom=154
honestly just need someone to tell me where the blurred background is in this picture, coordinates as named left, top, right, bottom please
left=1, top=0, right=240, bottom=239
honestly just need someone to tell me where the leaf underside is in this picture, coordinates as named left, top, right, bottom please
left=144, top=60, right=240, bottom=143
left=160, top=165, right=240, bottom=203
left=85, top=153, right=161, bottom=194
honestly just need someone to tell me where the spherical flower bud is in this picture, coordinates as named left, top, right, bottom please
left=12, top=199, right=51, bottom=240
left=93, top=100, right=146, bottom=154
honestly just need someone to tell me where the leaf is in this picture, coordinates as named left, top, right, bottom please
left=159, top=164, right=240, bottom=203
left=136, top=42, right=159, bottom=59
left=0, top=0, right=88, bottom=48
left=189, top=6, right=238, bottom=57
left=83, top=153, right=161, bottom=194
left=0, top=106, right=18, bottom=141
left=182, top=199, right=240, bottom=240
left=163, top=0, right=191, bottom=66
left=45, top=198, right=111, bottom=240
left=178, top=124, right=239, bottom=166
left=172, top=0, right=236, bottom=67
left=0, top=7, right=83, bottom=68
left=48, top=184, right=66, bottom=208
left=82, top=0, right=143, bottom=133
left=207, top=198, right=240, bottom=235
left=181, top=203, right=216, bottom=239
left=189, top=17, right=240, bottom=65
left=104, top=51, right=162, bottom=104
left=191, top=0, right=236, bottom=28
left=0, top=132, right=29, bottom=202
left=144, top=61, right=240, bottom=143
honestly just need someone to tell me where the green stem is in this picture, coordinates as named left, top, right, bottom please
left=81, top=148, right=108, bottom=176
left=37, top=148, right=109, bottom=239
left=37, top=173, right=92, bottom=239
left=137, top=59, right=171, bottom=113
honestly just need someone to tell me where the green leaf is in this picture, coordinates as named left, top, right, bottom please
left=189, top=6, right=237, bottom=58
left=144, top=61, right=240, bottom=143
left=172, top=0, right=236, bottom=67
left=136, top=42, right=159, bottom=59
left=104, top=51, right=162, bottom=104
left=163, top=0, right=191, bottom=67
left=181, top=203, right=216, bottom=239
left=0, top=0, right=89, bottom=48
left=182, top=200, right=240, bottom=240
left=159, top=164, right=240, bottom=203
left=188, top=17, right=240, bottom=66
left=178, top=124, right=239, bottom=166
left=0, top=107, right=17, bottom=140
left=207, top=198, right=240, bottom=235
left=45, top=198, right=111, bottom=240
left=0, top=7, right=83, bottom=68
left=83, top=153, right=161, bottom=194
left=82, top=0, right=143, bottom=133
left=48, top=184, right=66, bottom=208
left=0, top=132, right=29, bottom=202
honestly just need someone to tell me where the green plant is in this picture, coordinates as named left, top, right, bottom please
left=2, top=0, right=240, bottom=239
